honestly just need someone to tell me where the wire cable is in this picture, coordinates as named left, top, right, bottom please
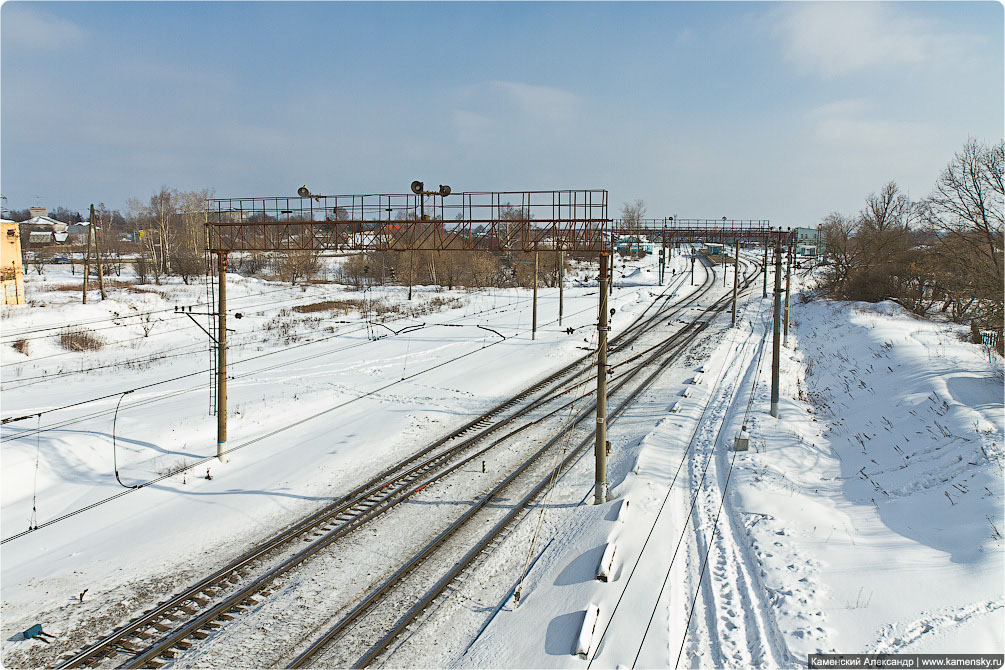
left=113, top=390, right=139, bottom=489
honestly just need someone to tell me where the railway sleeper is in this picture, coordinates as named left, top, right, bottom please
left=173, top=641, right=193, bottom=651
left=191, top=631, right=210, bottom=640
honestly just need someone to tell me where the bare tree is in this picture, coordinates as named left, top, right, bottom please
left=819, top=212, right=860, bottom=294
left=130, top=187, right=178, bottom=276
left=30, top=248, right=49, bottom=275
left=926, top=139, right=1004, bottom=330
left=620, top=199, right=647, bottom=235
left=273, top=250, right=321, bottom=284
left=175, top=188, right=214, bottom=280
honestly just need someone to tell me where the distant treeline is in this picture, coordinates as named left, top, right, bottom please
left=818, top=139, right=1003, bottom=347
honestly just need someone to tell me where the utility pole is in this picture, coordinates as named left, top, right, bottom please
left=532, top=251, right=538, bottom=340
left=660, top=228, right=667, bottom=284
left=609, top=234, right=614, bottom=296
left=784, top=235, right=793, bottom=346
left=558, top=250, right=564, bottom=327
left=407, top=249, right=413, bottom=301
left=595, top=253, right=609, bottom=505
left=762, top=238, right=768, bottom=298
left=722, top=217, right=727, bottom=287
left=770, top=238, right=782, bottom=419
left=83, top=217, right=92, bottom=304
left=217, top=253, right=229, bottom=463
left=731, top=238, right=740, bottom=326
left=91, top=204, right=106, bottom=300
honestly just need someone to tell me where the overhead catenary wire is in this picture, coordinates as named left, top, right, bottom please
left=513, top=327, right=599, bottom=605
left=29, top=413, right=41, bottom=531
left=113, top=390, right=139, bottom=489
left=571, top=256, right=765, bottom=669
left=1, top=291, right=554, bottom=431
left=0, top=281, right=309, bottom=341
left=0, top=299, right=580, bottom=544
left=1, top=256, right=701, bottom=546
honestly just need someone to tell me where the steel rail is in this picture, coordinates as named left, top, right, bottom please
left=117, top=265, right=720, bottom=669
left=290, top=261, right=762, bottom=668
left=54, top=260, right=714, bottom=669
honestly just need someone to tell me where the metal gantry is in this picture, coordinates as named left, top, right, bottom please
left=205, top=188, right=790, bottom=503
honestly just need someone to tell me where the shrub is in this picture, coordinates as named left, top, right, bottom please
left=13, top=339, right=29, bottom=355
left=60, top=328, right=104, bottom=352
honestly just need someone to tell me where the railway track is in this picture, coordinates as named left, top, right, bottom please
left=281, top=260, right=762, bottom=668
left=53, top=258, right=723, bottom=669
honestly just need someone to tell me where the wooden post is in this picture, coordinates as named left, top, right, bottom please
left=83, top=217, right=92, bottom=304
left=784, top=237, right=793, bottom=346
left=92, top=204, right=106, bottom=300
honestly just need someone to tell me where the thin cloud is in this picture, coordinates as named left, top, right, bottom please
left=1, top=6, right=87, bottom=50
left=807, top=97, right=938, bottom=150
left=456, top=81, right=580, bottom=124
left=774, top=3, right=973, bottom=78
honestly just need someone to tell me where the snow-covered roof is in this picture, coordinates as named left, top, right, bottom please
left=21, top=215, right=68, bottom=231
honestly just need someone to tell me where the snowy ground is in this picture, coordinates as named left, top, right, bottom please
left=456, top=267, right=1004, bottom=668
left=0, top=251, right=692, bottom=663
left=2, top=254, right=1001, bottom=668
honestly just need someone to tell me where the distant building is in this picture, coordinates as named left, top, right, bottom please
left=20, top=209, right=70, bottom=246
left=1, top=219, right=26, bottom=305
left=794, top=226, right=825, bottom=257
left=616, top=235, right=654, bottom=254
left=67, top=222, right=91, bottom=244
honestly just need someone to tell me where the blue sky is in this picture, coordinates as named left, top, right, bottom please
left=1, top=1, right=1001, bottom=227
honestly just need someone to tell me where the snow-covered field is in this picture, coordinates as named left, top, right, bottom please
left=2, top=254, right=1001, bottom=668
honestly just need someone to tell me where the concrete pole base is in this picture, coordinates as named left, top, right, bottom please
left=594, top=483, right=607, bottom=505
left=217, top=444, right=229, bottom=464
left=770, top=403, right=779, bottom=419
